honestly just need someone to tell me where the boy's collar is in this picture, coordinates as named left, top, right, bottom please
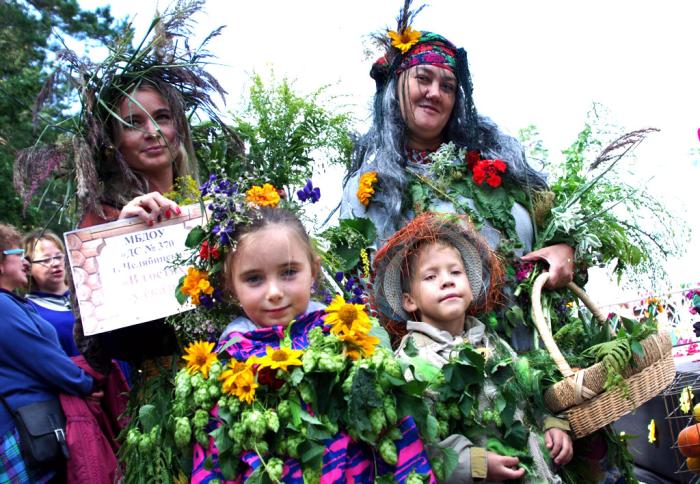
left=406, top=315, right=485, bottom=345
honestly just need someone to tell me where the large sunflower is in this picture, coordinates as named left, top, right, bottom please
left=255, top=346, right=304, bottom=373
left=182, top=340, right=218, bottom=379
left=325, top=295, right=371, bottom=335
left=388, top=27, right=421, bottom=54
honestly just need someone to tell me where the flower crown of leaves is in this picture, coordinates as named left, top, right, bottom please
left=176, top=172, right=322, bottom=308
left=14, top=0, right=242, bottom=218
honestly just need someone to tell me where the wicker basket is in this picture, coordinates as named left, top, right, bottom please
left=531, top=272, right=675, bottom=439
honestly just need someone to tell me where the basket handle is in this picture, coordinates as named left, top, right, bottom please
left=531, top=272, right=575, bottom=378
left=565, top=281, right=607, bottom=324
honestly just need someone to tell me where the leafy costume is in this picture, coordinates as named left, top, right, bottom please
left=192, top=309, right=435, bottom=483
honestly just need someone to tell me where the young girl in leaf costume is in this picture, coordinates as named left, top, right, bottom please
left=188, top=206, right=435, bottom=483
left=373, top=212, right=573, bottom=483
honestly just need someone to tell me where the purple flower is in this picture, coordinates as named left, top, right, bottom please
left=335, top=272, right=344, bottom=282
left=297, top=179, right=321, bottom=203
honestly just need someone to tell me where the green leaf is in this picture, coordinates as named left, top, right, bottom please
left=185, top=226, right=206, bottom=249
left=428, top=447, right=459, bottom=482
left=138, top=404, right=157, bottom=432
left=289, top=367, right=304, bottom=386
left=219, top=335, right=240, bottom=354
left=299, top=439, right=326, bottom=466
left=370, top=322, right=392, bottom=349
left=175, top=285, right=188, bottom=305
left=403, top=337, right=419, bottom=357
left=289, top=394, right=302, bottom=427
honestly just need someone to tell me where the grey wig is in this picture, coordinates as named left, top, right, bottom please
left=346, top=74, right=548, bottom=243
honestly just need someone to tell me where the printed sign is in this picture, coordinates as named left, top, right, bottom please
left=64, top=204, right=204, bottom=335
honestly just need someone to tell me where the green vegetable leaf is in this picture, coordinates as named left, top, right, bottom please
left=138, top=404, right=157, bottom=432
left=185, top=226, right=206, bottom=249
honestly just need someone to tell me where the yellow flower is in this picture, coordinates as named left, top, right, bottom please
left=325, top=295, right=371, bottom=335
left=339, top=331, right=380, bottom=360
left=181, top=267, right=214, bottom=305
left=356, top=171, right=378, bottom=207
left=647, top=418, right=656, bottom=444
left=476, top=347, right=492, bottom=360
left=360, top=249, right=370, bottom=278
left=182, top=341, right=218, bottom=379
left=246, top=183, right=280, bottom=207
left=219, top=360, right=252, bottom=394
left=232, top=369, right=258, bottom=404
left=388, top=27, right=421, bottom=54
left=681, top=386, right=695, bottom=413
left=255, top=346, right=304, bottom=372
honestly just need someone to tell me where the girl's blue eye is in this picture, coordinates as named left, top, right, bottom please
left=282, top=268, right=298, bottom=279
left=244, top=275, right=262, bottom=285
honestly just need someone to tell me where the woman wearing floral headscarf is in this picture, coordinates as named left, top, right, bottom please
left=340, top=14, right=575, bottom=312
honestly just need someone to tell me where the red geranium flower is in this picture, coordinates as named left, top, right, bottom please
left=472, top=159, right=506, bottom=188
left=466, top=150, right=480, bottom=170
left=199, top=240, right=220, bottom=261
left=256, top=366, right=284, bottom=390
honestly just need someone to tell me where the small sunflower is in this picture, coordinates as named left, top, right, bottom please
left=182, top=340, right=218, bottom=378
left=246, top=183, right=281, bottom=207
left=219, top=360, right=252, bottom=394
left=256, top=346, right=304, bottom=373
left=325, top=294, right=371, bottom=335
left=232, top=369, right=258, bottom=404
left=339, top=331, right=380, bottom=360
left=356, top=171, right=378, bottom=207
left=388, top=27, right=421, bottom=54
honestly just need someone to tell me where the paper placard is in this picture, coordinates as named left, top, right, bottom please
left=64, top=204, right=204, bottom=335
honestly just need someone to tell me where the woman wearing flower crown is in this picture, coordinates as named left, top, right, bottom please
left=339, top=6, right=576, bottom=320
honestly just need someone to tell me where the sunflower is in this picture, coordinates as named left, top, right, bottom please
left=388, top=27, right=421, bottom=54
left=182, top=340, right=218, bottom=378
left=245, top=183, right=281, bottom=207
left=356, top=171, right=378, bottom=207
left=339, top=331, right=380, bottom=361
left=232, top=369, right=258, bottom=404
left=255, top=346, right=304, bottom=372
left=219, top=360, right=252, bottom=394
left=325, top=295, right=371, bottom=335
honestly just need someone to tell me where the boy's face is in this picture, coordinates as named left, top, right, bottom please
left=402, top=242, right=473, bottom=335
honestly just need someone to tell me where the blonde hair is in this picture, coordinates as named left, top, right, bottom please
left=222, top=207, right=319, bottom=298
left=22, top=230, right=65, bottom=262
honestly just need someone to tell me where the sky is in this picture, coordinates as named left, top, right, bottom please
left=78, top=0, right=699, bottom=300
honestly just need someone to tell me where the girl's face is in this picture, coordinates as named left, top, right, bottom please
left=229, top=225, right=318, bottom=328
left=117, top=87, right=179, bottom=178
left=29, top=239, right=66, bottom=294
left=398, top=65, right=457, bottom=150
left=402, top=242, right=473, bottom=335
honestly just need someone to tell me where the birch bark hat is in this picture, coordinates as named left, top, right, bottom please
left=372, top=212, right=503, bottom=322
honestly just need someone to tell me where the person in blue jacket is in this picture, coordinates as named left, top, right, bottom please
left=0, top=223, right=96, bottom=483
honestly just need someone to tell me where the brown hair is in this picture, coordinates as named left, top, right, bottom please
left=223, top=207, right=319, bottom=297
left=0, top=223, right=22, bottom=254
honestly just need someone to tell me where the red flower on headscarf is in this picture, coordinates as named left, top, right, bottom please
left=472, top=159, right=507, bottom=188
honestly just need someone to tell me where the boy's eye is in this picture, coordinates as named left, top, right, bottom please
left=441, top=83, right=456, bottom=93
left=155, top=113, right=172, bottom=123
left=451, top=270, right=463, bottom=276
left=423, top=274, right=436, bottom=281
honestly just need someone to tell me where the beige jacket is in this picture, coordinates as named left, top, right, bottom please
left=396, top=317, right=568, bottom=483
